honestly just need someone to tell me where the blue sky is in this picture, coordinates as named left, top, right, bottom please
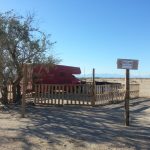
left=1, top=0, right=150, bottom=77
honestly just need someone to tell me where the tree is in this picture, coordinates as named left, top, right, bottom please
left=0, top=10, right=60, bottom=104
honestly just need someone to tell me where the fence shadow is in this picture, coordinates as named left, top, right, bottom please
left=1, top=98, right=150, bottom=150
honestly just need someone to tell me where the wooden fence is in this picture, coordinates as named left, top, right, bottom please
left=34, top=84, right=92, bottom=105
left=34, top=83, right=139, bottom=106
left=1, top=83, right=139, bottom=106
left=95, top=84, right=139, bottom=105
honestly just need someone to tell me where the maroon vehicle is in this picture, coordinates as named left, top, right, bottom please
left=28, top=64, right=82, bottom=93
left=32, top=64, right=81, bottom=85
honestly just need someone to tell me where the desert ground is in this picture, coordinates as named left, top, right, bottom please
left=0, top=98, right=150, bottom=150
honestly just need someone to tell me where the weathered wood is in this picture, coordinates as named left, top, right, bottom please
left=48, top=84, right=50, bottom=104
left=21, top=64, right=27, bottom=118
left=125, top=69, right=130, bottom=126
left=78, top=85, right=81, bottom=105
left=50, top=85, right=53, bottom=104
left=33, top=83, right=139, bottom=106
left=91, top=68, right=96, bottom=106
left=44, top=84, right=47, bottom=104
left=62, top=85, right=64, bottom=105
left=74, top=85, right=77, bottom=105
left=34, top=84, right=37, bottom=103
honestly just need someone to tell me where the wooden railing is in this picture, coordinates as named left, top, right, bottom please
left=95, top=84, right=124, bottom=105
left=95, top=84, right=139, bottom=105
left=1, top=83, right=139, bottom=106
left=34, top=83, right=139, bottom=106
left=34, top=84, right=92, bottom=105
left=129, top=84, right=139, bottom=98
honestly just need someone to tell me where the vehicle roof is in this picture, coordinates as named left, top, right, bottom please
left=33, top=64, right=81, bottom=74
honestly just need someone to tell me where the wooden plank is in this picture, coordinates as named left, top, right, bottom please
left=21, top=64, right=27, bottom=118
left=41, top=84, right=43, bottom=103
left=51, top=85, right=54, bottom=104
left=78, top=85, right=81, bottom=105
left=58, top=85, right=60, bottom=105
left=84, top=84, right=87, bottom=105
left=66, top=85, right=69, bottom=105
left=74, top=85, right=77, bottom=105
left=38, top=84, right=40, bottom=103
left=44, top=84, right=47, bottom=104
left=86, top=84, right=89, bottom=105
left=54, top=85, right=57, bottom=104
left=70, top=85, right=73, bottom=105
left=83, top=84, right=86, bottom=105
left=91, top=68, right=96, bottom=106
left=84, top=85, right=87, bottom=105
left=34, top=84, right=37, bottom=104
left=62, top=85, right=64, bottom=105
left=47, top=84, right=50, bottom=104
left=125, top=69, right=130, bottom=126
left=76, top=84, right=81, bottom=105
left=37, top=84, right=39, bottom=104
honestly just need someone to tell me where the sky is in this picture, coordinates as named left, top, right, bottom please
left=0, top=0, right=150, bottom=77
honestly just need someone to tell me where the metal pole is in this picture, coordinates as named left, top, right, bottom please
left=125, top=69, right=130, bottom=126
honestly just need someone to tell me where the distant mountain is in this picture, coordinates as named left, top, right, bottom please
left=76, top=73, right=150, bottom=78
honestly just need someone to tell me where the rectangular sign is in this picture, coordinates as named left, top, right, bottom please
left=117, top=59, right=138, bottom=70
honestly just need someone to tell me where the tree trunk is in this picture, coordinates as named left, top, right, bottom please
left=12, top=83, right=17, bottom=103
left=11, top=66, right=23, bottom=104
left=1, top=82, right=8, bottom=104
left=16, top=83, right=21, bottom=104
left=12, top=81, right=22, bottom=104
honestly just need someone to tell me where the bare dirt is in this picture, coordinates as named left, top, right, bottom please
left=0, top=98, right=150, bottom=150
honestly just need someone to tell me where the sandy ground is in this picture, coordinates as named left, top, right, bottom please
left=0, top=98, right=150, bottom=150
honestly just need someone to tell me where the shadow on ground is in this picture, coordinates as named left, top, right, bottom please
left=0, top=98, right=150, bottom=150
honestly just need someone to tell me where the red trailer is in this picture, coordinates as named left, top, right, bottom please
left=32, top=64, right=81, bottom=85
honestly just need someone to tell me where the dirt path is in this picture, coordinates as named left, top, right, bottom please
left=0, top=98, right=150, bottom=150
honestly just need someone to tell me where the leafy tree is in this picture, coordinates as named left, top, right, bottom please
left=0, top=10, right=60, bottom=104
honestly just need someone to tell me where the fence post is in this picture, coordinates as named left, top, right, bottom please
left=137, top=84, right=140, bottom=98
left=21, top=64, right=27, bottom=118
left=91, top=68, right=96, bottom=106
left=110, top=84, right=114, bottom=103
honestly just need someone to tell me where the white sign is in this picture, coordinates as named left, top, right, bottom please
left=117, top=59, right=138, bottom=70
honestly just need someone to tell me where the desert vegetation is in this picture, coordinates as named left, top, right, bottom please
left=0, top=10, right=60, bottom=105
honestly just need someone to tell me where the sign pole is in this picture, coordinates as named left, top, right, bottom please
left=117, top=58, right=138, bottom=126
left=125, top=69, right=130, bottom=126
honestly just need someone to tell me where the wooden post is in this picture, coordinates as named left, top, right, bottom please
left=117, top=58, right=139, bottom=126
left=21, top=64, right=27, bottom=118
left=125, top=69, right=130, bottom=126
left=92, top=68, right=96, bottom=106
